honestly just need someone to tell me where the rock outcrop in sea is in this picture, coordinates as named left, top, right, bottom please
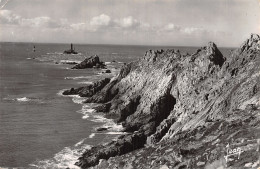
left=72, top=55, right=106, bottom=69
left=63, top=78, right=110, bottom=97
left=75, top=34, right=260, bottom=169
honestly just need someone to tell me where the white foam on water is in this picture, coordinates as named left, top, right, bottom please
left=74, top=138, right=85, bottom=147
left=58, top=89, right=86, bottom=105
left=16, top=97, right=30, bottom=102
left=76, top=104, right=125, bottom=133
left=46, top=52, right=63, bottom=55
left=89, top=133, right=95, bottom=138
left=106, top=132, right=127, bottom=135
left=90, top=114, right=107, bottom=123
left=3, top=97, right=15, bottom=101
left=72, top=97, right=86, bottom=104
left=3, top=97, right=46, bottom=104
left=60, top=60, right=81, bottom=64
left=75, top=104, right=96, bottom=119
left=30, top=142, right=91, bottom=169
left=104, top=122, right=124, bottom=132
left=57, top=89, right=67, bottom=96
left=65, top=76, right=91, bottom=80
left=77, top=81, right=93, bottom=85
left=81, top=113, right=89, bottom=119
left=91, top=114, right=124, bottom=132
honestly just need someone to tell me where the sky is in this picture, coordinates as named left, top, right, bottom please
left=0, top=0, right=259, bottom=47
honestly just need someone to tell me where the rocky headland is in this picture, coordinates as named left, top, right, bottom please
left=69, top=34, right=259, bottom=169
left=72, top=55, right=106, bottom=69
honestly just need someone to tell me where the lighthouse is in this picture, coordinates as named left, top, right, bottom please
left=64, top=43, right=78, bottom=54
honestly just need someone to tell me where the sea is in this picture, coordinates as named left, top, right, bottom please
left=0, top=42, right=234, bottom=168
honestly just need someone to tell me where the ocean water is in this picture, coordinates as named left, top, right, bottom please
left=0, top=42, right=234, bottom=168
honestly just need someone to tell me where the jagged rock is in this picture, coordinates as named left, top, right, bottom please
left=101, top=69, right=112, bottom=74
left=240, top=34, right=260, bottom=53
left=62, top=78, right=110, bottom=97
left=105, top=69, right=111, bottom=73
left=96, top=127, right=111, bottom=131
left=72, top=55, right=106, bottom=69
left=92, top=103, right=111, bottom=113
left=75, top=34, right=260, bottom=168
left=76, top=132, right=146, bottom=168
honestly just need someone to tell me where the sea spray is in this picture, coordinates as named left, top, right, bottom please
left=30, top=141, right=91, bottom=169
left=89, top=133, right=95, bottom=138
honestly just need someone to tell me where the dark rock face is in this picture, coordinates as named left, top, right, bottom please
left=96, top=127, right=111, bottom=131
left=62, top=78, right=110, bottom=97
left=64, top=49, right=78, bottom=54
left=75, top=132, right=146, bottom=168
left=105, top=69, right=111, bottom=73
left=72, top=55, right=106, bottom=69
left=76, top=34, right=260, bottom=169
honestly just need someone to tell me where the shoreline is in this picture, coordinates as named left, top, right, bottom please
left=29, top=80, right=126, bottom=168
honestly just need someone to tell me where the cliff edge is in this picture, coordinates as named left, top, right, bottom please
left=76, top=34, right=260, bottom=169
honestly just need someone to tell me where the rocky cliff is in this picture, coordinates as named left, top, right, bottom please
left=76, top=34, right=260, bottom=169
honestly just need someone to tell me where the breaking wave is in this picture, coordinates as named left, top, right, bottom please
left=16, top=97, right=30, bottom=102
left=30, top=140, right=91, bottom=169
left=64, top=76, right=91, bottom=80
left=3, top=97, right=46, bottom=104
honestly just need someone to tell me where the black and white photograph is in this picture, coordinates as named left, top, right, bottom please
left=0, top=0, right=260, bottom=168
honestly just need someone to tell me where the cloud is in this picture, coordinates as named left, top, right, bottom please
left=163, top=23, right=181, bottom=32
left=21, top=16, right=50, bottom=27
left=70, top=22, right=97, bottom=32
left=159, top=22, right=212, bottom=36
left=181, top=27, right=208, bottom=34
left=70, top=23, right=86, bottom=30
left=90, top=14, right=111, bottom=27
left=115, top=16, right=140, bottom=28
left=0, top=10, right=65, bottom=29
left=87, top=14, right=150, bottom=32
left=0, top=10, right=21, bottom=24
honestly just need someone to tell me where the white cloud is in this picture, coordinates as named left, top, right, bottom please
left=0, top=10, right=64, bottom=29
left=163, top=23, right=181, bottom=31
left=160, top=23, right=211, bottom=35
left=116, top=16, right=140, bottom=28
left=0, top=10, right=21, bottom=24
left=181, top=27, right=205, bottom=34
left=70, top=22, right=96, bottom=32
left=90, top=14, right=111, bottom=27
left=70, top=23, right=86, bottom=30
left=20, top=16, right=51, bottom=27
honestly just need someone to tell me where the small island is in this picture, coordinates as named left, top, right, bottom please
left=72, top=55, right=106, bottom=69
left=64, top=43, right=78, bottom=54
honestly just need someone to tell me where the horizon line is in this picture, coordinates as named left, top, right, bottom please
left=0, top=41, right=238, bottom=49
